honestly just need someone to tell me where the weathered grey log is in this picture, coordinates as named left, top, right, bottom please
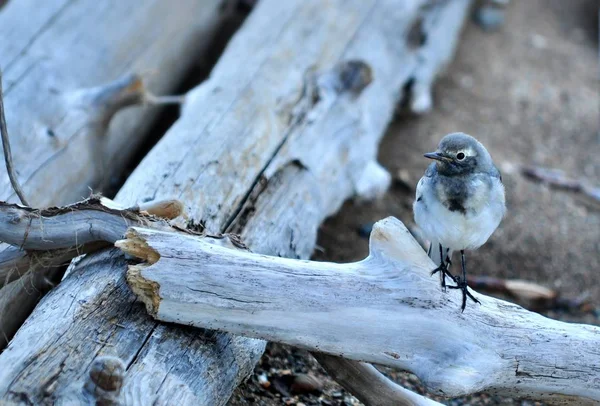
left=0, top=0, right=227, bottom=206
left=118, top=221, right=600, bottom=405
left=0, top=0, right=471, bottom=404
left=0, top=0, right=229, bottom=348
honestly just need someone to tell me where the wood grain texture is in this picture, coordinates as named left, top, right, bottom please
left=122, top=221, right=600, bottom=405
left=0, top=0, right=227, bottom=351
left=0, top=0, right=471, bottom=404
left=0, top=199, right=173, bottom=251
left=0, top=197, right=180, bottom=348
left=0, top=197, right=183, bottom=288
left=0, top=0, right=225, bottom=206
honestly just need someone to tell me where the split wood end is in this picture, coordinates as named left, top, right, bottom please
left=126, top=265, right=160, bottom=317
left=116, top=229, right=161, bottom=316
left=114, top=229, right=160, bottom=264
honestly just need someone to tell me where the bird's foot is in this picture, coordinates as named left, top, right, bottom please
left=448, top=276, right=480, bottom=312
left=430, top=261, right=456, bottom=292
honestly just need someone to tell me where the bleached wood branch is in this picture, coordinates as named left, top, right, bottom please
left=0, top=0, right=471, bottom=404
left=118, top=220, right=600, bottom=405
left=409, top=0, right=471, bottom=114
left=0, top=197, right=184, bottom=348
left=0, top=198, right=183, bottom=291
left=0, top=198, right=175, bottom=251
left=312, top=353, right=443, bottom=406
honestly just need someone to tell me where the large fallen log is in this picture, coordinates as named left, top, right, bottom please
left=0, top=0, right=470, bottom=404
left=118, top=220, right=600, bottom=405
left=0, top=201, right=445, bottom=406
left=0, top=0, right=229, bottom=347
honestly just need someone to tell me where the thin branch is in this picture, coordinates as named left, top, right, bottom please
left=0, top=197, right=185, bottom=250
left=0, top=69, right=28, bottom=206
left=467, top=274, right=595, bottom=314
left=143, top=92, right=186, bottom=106
left=521, top=165, right=600, bottom=206
left=313, top=354, right=443, bottom=406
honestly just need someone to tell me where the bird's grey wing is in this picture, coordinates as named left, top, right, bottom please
left=414, top=166, right=451, bottom=265
left=490, top=164, right=502, bottom=183
left=424, top=162, right=437, bottom=178
left=415, top=163, right=437, bottom=200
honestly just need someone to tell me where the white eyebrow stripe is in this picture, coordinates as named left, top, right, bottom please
left=461, top=147, right=476, bottom=157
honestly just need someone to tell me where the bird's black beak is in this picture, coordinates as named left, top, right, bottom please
left=424, top=151, right=452, bottom=162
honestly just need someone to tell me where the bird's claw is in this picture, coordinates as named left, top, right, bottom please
left=430, top=262, right=456, bottom=292
left=448, top=276, right=480, bottom=312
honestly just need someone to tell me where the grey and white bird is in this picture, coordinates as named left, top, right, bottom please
left=413, top=132, right=506, bottom=311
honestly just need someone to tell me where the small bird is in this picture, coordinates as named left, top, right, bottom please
left=413, top=133, right=506, bottom=311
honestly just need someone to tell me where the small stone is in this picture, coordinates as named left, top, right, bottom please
left=257, top=372, right=270, bottom=389
left=473, top=6, right=505, bottom=32
left=332, top=391, right=343, bottom=399
left=87, top=356, right=125, bottom=392
left=290, top=373, right=323, bottom=394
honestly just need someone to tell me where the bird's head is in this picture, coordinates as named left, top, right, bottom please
left=424, top=132, right=494, bottom=176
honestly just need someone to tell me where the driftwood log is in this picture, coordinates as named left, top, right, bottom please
left=2, top=205, right=599, bottom=405
left=0, top=0, right=230, bottom=347
left=0, top=0, right=470, bottom=405
left=0, top=200, right=443, bottom=406
left=0, top=0, right=227, bottom=207
left=117, top=220, right=600, bottom=405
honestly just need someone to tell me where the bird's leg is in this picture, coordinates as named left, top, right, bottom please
left=430, top=244, right=456, bottom=291
left=448, top=250, right=480, bottom=312
left=445, top=248, right=452, bottom=269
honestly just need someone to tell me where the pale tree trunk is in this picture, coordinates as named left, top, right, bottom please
left=0, top=0, right=230, bottom=347
left=0, top=0, right=471, bottom=405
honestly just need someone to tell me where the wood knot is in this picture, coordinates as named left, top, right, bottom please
left=86, top=356, right=126, bottom=395
left=336, top=60, right=373, bottom=95
left=6, top=208, right=23, bottom=224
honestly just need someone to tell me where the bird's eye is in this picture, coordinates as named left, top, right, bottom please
left=456, top=152, right=465, bottom=160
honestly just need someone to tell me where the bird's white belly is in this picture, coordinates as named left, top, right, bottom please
left=414, top=194, right=502, bottom=251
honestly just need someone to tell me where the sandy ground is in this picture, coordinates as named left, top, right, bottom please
left=229, top=0, right=599, bottom=404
